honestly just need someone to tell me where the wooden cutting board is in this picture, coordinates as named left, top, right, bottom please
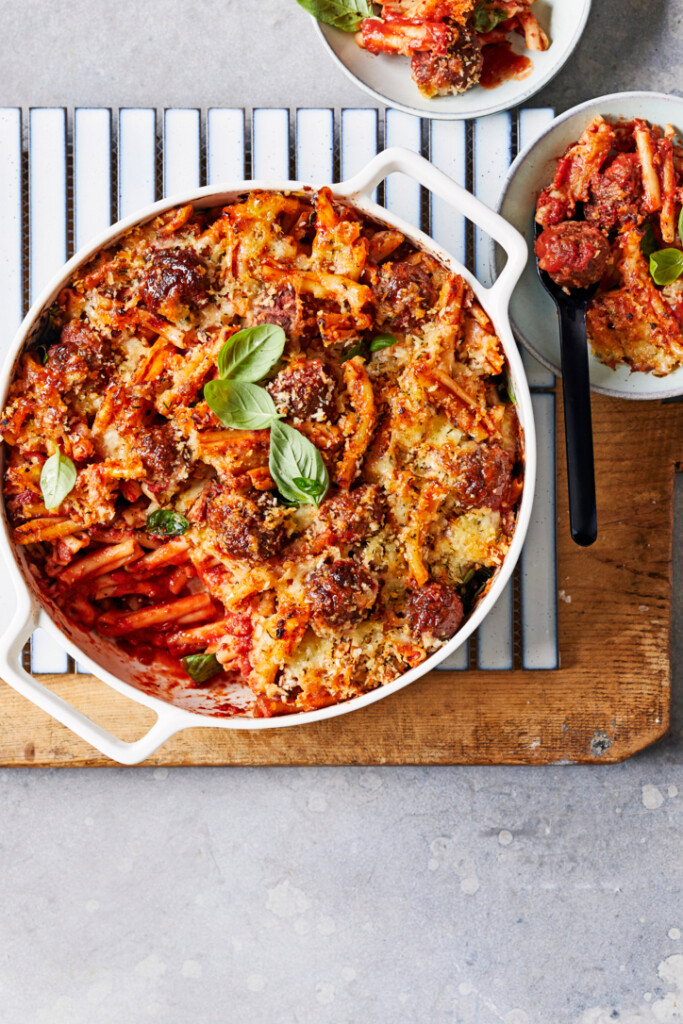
left=0, top=391, right=680, bottom=767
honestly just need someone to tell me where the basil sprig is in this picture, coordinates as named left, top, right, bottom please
left=217, top=324, right=286, bottom=383
left=181, top=652, right=223, bottom=684
left=369, top=333, right=398, bottom=353
left=293, top=476, right=328, bottom=504
left=146, top=509, right=190, bottom=537
left=269, top=420, right=329, bottom=508
left=40, top=451, right=76, bottom=510
left=650, top=248, right=683, bottom=286
left=205, top=324, right=287, bottom=427
left=647, top=208, right=683, bottom=286
left=341, top=333, right=397, bottom=362
left=205, top=380, right=282, bottom=430
left=295, top=0, right=373, bottom=32
left=205, top=320, right=329, bottom=508
left=472, top=2, right=509, bottom=33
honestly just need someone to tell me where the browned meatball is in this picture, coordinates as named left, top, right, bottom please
left=140, top=247, right=208, bottom=317
left=267, top=359, right=337, bottom=423
left=306, top=559, right=379, bottom=632
left=411, top=23, right=483, bottom=97
left=453, top=444, right=512, bottom=511
left=317, top=484, right=387, bottom=546
left=585, top=153, right=643, bottom=233
left=137, top=423, right=189, bottom=494
left=374, top=253, right=439, bottom=331
left=251, top=284, right=301, bottom=336
left=46, top=322, right=114, bottom=389
left=405, top=581, right=464, bottom=640
left=206, top=487, right=288, bottom=560
left=535, top=222, right=610, bottom=289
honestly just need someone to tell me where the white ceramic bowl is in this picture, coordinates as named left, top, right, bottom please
left=313, top=0, right=592, bottom=120
left=496, top=91, right=683, bottom=399
left=0, top=147, right=533, bottom=764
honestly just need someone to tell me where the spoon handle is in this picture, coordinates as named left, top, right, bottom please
left=558, top=302, right=598, bottom=547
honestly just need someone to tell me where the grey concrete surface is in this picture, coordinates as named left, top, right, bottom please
left=0, top=0, right=679, bottom=111
left=0, top=2, right=682, bottom=1022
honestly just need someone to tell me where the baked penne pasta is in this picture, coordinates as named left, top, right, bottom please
left=2, top=188, right=523, bottom=715
left=535, top=116, right=683, bottom=377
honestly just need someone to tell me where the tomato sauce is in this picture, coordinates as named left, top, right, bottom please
left=480, top=42, right=533, bottom=90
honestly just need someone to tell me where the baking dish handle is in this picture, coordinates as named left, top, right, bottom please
left=340, top=146, right=528, bottom=308
left=0, top=592, right=187, bottom=765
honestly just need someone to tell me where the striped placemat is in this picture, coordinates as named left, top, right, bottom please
left=0, top=105, right=559, bottom=681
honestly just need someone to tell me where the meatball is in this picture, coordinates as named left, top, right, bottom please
left=411, top=23, right=483, bottom=97
left=251, top=284, right=301, bottom=336
left=374, top=253, right=439, bottom=331
left=140, top=247, right=208, bottom=318
left=137, top=423, right=188, bottom=494
left=306, top=559, right=379, bottom=632
left=206, top=487, right=288, bottom=560
left=453, top=444, right=513, bottom=511
left=46, top=322, right=113, bottom=390
left=267, top=360, right=336, bottom=423
left=317, top=484, right=387, bottom=546
left=535, top=222, right=610, bottom=289
left=405, top=581, right=464, bottom=640
left=585, top=153, right=643, bottom=233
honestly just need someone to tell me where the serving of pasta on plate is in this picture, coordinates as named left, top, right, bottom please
left=534, top=115, right=683, bottom=376
left=298, top=0, right=550, bottom=99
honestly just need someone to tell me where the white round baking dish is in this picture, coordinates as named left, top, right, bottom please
left=0, top=147, right=533, bottom=764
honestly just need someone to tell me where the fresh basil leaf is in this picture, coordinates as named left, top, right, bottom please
left=292, top=476, right=327, bottom=502
left=181, top=652, right=223, bottom=684
left=269, top=420, right=329, bottom=507
left=146, top=509, right=190, bottom=537
left=649, top=248, right=683, bottom=286
left=472, top=2, right=509, bottom=33
left=204, top=379, right=281, bottom=430
left=640, top=223, right=658, bottom=259
left=295, top=0, right=373, bottom=32
left=40, top=451, right=76, bottom=510
left=369, top=333, right=397, bottom=353
left=679, top=206, right=683, bottom=249
left=217, top=324, right=286, bottom=383
left=340, top=342, right=366, bottom=363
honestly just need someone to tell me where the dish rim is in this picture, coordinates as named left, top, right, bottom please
left=494, top=89, right=683, bottom=399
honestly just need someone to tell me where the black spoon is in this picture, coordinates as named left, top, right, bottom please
left=534, top=220, right=598, bottom=547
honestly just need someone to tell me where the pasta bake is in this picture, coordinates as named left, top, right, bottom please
left=1, top=189, right=522, bottom=716
left=535, top=116, right=683, bottom=376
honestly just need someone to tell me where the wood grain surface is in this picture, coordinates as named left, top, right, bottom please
left=1, top=392, right=681, bottom=768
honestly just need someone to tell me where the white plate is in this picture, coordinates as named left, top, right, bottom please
left=314, top=0, right=592, bottom=120
left=496, top=91, right=683, bottom=399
